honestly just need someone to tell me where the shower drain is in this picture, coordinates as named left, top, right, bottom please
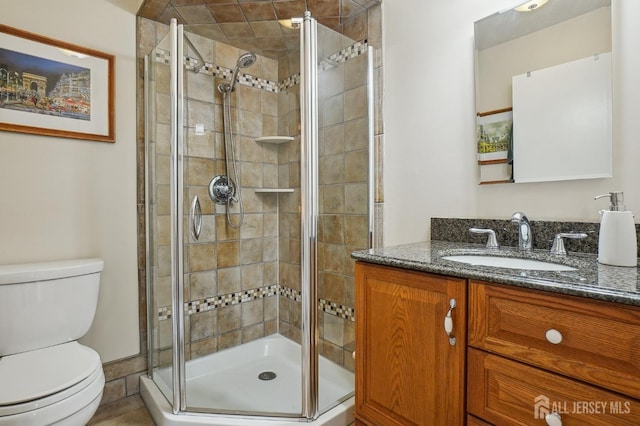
left=258, top=371, right=277, bottom=381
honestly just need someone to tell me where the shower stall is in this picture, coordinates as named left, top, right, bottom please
left=141, top=13, right=373, bottom=425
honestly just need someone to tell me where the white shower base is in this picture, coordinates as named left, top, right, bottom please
left=140, top=334, right=355, bottom=426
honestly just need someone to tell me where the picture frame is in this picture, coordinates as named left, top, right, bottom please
left=476, top=107, right=512, bottom=163
left=0, top=24, right=115, bottom=142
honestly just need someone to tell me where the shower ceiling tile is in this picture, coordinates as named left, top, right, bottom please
left=249, top=21, right=283, bottom=37
left=317, top=17, right=342, bottom=33
left=341, top=0, right=364, bottom=17
left=188, top=25, right=230, bottom=43
left=307, top=0, right=340, bottom=17
left=240, top=2, right=278, bottom=21
left=258, top=36, right=287, bottom=50
left=271, top=0, right=307, bottom=20
left=219, top=22, right=255, bottom=38
left=172, top=0, right=205, bottom=5
left=207, top=3, right=246, bottom=21
left=175, top=5, right=218, bottom=23
left=159, top=6, right=186, bottom=24
left=138, top=0, right=172, bottom=20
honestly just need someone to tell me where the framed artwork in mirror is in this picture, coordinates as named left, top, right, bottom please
left=477, top=108, right=513, bottom=185
left=0, top=24, right=115, bottom=142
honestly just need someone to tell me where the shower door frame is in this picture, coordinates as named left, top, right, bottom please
left=299, top=11, right=319, bottom=420
left=148, top=15, right=328, bottom=420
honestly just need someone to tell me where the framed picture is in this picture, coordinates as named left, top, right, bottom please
left=476, top=107, right=512, bottom=163
left=0, top=24, right=114, bottom=142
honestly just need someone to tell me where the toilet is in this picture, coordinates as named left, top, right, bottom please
left=0, top=258, right=105, bottom=425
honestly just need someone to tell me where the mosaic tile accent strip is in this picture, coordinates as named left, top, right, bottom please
left=157, top=283, right=355, bottom=322
left=155, top=39, right=368, bottom=94
left=158, top=306, right=171, bottom=321
left=279, top=285, right=302, bottom=302
left=187, top=284, right=278, bottom=314
left=319, top=299, right=356, bottom=322
left=155, top=49, right=279, bottom=93
left=279, top=40, right=369, bottom=91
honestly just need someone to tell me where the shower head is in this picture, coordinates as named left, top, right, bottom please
left=237, top=52, right=256, bottom=68
left=218, top=52, right=257, bottom=93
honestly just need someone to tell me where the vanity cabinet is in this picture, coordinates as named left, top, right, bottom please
left=355, top=259, right=640, bottom=426
left=354, top=262, right=466, bottom=426
left=468, top=280, right=640, bottom=425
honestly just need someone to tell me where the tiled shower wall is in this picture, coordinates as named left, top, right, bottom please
left=276, top=33, right=370, bottom=370
left=146, top=26, right=370, bottom=370
left=148, top=31, right=282, bottom=365
left=96, top=5, right=383, bottom=410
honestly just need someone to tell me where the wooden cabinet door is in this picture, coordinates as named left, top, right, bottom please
left=355, top=262, right=466, bottom=426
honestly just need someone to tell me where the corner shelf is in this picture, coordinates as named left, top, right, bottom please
left=254, top=188, right=294, bottom=193
left=255, top=136, right=294, bottom=144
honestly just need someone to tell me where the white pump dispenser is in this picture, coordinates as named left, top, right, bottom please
left=594, top=191, right=637, bottom=267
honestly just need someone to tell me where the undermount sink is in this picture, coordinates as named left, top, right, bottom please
left=442, top=255, right=577, bottom=271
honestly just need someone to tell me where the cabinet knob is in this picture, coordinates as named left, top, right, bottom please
left=545, top=411, right=562, bottom=426
left=444, top=298, right=457, bottom=346
left=545, top=329, right=563, bottom=345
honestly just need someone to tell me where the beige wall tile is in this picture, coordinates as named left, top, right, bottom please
left=189, top=243, right=217, bottom=272
left=241, top=263, right=264, bottom=290
left=217, top=266, right=241, bottom=294
left=344, top=85, right=367, bottom=121
left=217, top=241, right=239, bottom=267
left=344, top=150, right=368, bottom=183
left=190, top=310, right=217, bottom=341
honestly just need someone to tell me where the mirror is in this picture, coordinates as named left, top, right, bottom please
left=474, top=0, right=612, bottom=184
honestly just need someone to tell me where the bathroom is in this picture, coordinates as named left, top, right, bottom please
left=0, top=0, right=639, bottom=424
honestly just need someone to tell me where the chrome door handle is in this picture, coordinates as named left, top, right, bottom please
left=190, top=195, right=201, bottom=241
left=444, top=298, right=457, bottom=346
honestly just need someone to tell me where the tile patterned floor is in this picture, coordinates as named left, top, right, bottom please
left=89, top=395, right=155, bottom=425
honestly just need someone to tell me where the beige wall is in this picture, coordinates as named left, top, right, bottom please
left=383, top=0, right=640, bottom=246
left=477, top=7, right=611, bottom=112
left=0, top=0, right=143, bottom=362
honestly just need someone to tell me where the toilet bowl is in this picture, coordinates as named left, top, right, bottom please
left=0, top=258, right=105, bottom=425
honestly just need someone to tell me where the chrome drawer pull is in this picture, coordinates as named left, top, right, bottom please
left=545, top=411, right=562, bottom=426
left=545, top=329, right=563, bottom=345
left=444, top=298, right=457, bottom=346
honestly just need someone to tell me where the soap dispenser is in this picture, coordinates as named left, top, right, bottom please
left=594, top=191, right=638, bottom=267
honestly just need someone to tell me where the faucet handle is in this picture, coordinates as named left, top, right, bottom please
left=470, top=228, right=499, bottom=249
left=550, top=232, right=588, bottom=255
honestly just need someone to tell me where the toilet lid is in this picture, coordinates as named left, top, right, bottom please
left=0, top=341, right=101, bottom=406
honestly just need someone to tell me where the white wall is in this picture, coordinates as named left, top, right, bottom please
left=1, top=0, right=142, bottom=362
left=383, top=0, right=640, bottom=246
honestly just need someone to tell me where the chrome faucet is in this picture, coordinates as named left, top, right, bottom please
left=511, top=212, right=533, bottom=251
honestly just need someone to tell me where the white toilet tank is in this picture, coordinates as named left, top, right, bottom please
left=0, top=258, right=103, bottom=356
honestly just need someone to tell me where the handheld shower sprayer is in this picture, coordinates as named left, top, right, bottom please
left=218, top=52, right=257, bottom=93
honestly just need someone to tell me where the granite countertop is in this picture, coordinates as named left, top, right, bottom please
left=351, top=240, right=640, bottom=307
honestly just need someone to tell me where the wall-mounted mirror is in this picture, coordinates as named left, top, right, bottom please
left=474, top=0, right=612, bottom=184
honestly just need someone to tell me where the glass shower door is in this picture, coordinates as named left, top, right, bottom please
left=315, top=17, right=371, bottom=417
left=145, top=24, right=178, bottom=406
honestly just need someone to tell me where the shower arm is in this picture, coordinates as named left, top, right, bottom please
left=183, top=34, right=206, bottom=73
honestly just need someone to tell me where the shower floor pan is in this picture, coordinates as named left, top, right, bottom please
left=141, top=334, right=355, bottom=425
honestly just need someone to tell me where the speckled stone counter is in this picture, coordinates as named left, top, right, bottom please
left=352, top=240, right=640, bottom=307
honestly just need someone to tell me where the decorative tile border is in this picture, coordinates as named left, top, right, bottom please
left=154, top=39, right=368, bottom=94
left=319, top=299, right=355, bottom=322
left=157, top=284, right=354, bottom=322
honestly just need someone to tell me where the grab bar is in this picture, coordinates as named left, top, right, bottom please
left=190, top=195, right=202, bottom=241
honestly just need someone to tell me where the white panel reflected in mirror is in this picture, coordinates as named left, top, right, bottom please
left=513, top=53, right=612, bottom=183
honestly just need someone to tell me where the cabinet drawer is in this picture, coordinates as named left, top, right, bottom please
left=468, top=348, right=640, bottom=425
left=468, top=281, right=640, bottom=399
